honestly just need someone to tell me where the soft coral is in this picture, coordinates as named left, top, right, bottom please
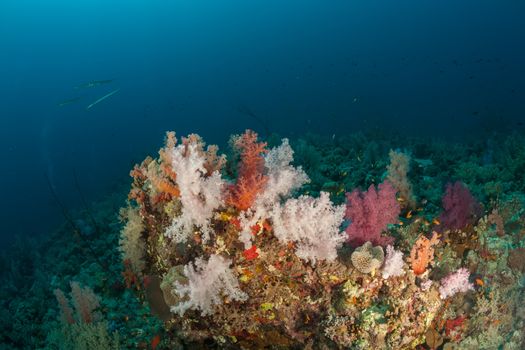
left=345, top=180, right=400, bottom=247
left=439, top=181, right=482, bottom=231
left=227, top=130, right=268, bottom=211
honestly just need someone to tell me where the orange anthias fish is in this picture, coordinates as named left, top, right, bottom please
left=151, top=334, right=161, bottom=350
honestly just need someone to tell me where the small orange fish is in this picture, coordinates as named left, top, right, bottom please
left=151, top=334, right=161, bottom=350
left=475, top=278, right=484, bottom=287
left=432, top=218, right=441, bottom=225
left=406, top=210, right=413, bottom=219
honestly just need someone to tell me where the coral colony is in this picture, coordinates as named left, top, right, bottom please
left=109, top=130, right=525, bottom=349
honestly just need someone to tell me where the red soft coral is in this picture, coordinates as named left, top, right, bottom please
left=227, top=130, right=268, bottom=211
left=345, top=180, right=400, bottom=247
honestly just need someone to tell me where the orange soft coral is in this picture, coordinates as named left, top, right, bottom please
left=410, top=231, right=440, bottom=275
left=227, top=130, right=268, bottom=211
left=151, top=176, right=180, bottom=198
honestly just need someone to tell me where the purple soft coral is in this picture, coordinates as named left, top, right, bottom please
left=345, top=180, right=400, bottom=247
left=439, top=181, right=482, bottom=231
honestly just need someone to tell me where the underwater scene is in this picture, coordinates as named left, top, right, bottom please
left=1, top=1, right=525, bottom=349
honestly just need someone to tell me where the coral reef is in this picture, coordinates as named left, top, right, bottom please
left=2, top=130, right=525, bottom=350
left=115, top=130, right=525, bottom=349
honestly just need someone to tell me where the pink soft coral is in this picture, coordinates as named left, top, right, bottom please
left=345, top=180, right=400, bottom=247
left=439, top=267, right=474, bottom=299
left=439, top=181, right=482, bottom=231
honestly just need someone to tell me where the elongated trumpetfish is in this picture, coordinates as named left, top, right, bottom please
left=86, top=88, right=120, bottom=110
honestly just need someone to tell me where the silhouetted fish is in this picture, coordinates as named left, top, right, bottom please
left=74, top=79, right=113, bottom=89
left=86, top=88, right=120, bottom=110
left=57, top=97, right=82, bottom=106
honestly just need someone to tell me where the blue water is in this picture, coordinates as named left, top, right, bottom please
left=1, top=0, right=524, bottom=244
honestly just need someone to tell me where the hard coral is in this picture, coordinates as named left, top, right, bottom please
left=350, top=241, right=385, bottom=274
left=345, top=180, right=400, bottom=247
left=227, top=130, right=268, bottom=211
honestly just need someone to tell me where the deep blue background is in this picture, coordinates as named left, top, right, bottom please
left=1, top=0, right=524, bottom=244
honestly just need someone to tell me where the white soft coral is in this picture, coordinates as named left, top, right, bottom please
left=238, top=139, right=309, bottom=248
left=271, top=192, right=346, bottom=265
left=171, top=254, right=248, bottom=316
left=165, top=142, right=224, bottom=243
left=381, top=245, right=405, bottom=279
